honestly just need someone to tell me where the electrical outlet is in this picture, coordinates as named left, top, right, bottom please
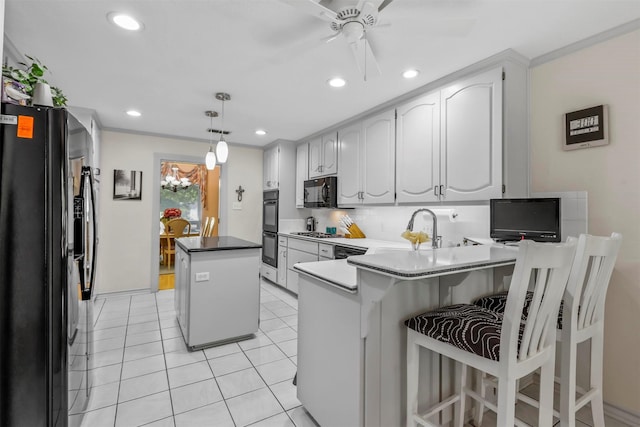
left=195, top=272, right=210, bottom=282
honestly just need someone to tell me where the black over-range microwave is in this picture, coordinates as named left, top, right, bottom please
left=304, top=176, right=338, bottom=208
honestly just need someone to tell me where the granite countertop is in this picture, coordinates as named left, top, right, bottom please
left=282, top=232, right=410, bottom=250
left=176, top=236, right=261, bottom=253
left=347, top=244, right=518, bottom=279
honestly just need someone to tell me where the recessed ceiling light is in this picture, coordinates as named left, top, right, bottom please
left=402, top=69, right=420, bottom=79
left=328, top=77, right=346, bottom=88
left=255, top=129, right=267, bottom=136
left=126, top=110, right=141, bottom=117
left=108, top=12, right=143, bottom=31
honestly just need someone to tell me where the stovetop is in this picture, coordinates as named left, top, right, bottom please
left=290, top=231, right=336, bottom=239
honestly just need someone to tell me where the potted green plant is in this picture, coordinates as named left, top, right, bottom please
left=2, top=55, right=67, bottom=106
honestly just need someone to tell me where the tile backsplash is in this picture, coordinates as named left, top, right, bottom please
left=532, top=191, right=588, bottom=241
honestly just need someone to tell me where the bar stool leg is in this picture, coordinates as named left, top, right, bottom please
left=474, top=371, right=486, bottom=426
left=407, top=332, right=420, bottom=427
left=455, top=363, right=467, bottom=427
left=560, top=333, right=578, bottom=427
left=496, top=377, right=517, bottom=427
left=590, top=332, right=606, bottom=427
left=539, top=355, right=556, bottom=427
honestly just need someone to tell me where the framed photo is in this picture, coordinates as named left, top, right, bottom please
left=563, top=105, right=609, bottom=151
left=113, top=169, right=142, bottom=200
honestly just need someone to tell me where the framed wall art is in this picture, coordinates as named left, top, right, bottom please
left=113, top=169, right=143, bottom=200
left=563, top=104, right=609, bottom=151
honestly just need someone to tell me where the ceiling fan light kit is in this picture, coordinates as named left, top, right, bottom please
left=215, top=92, right=231, bottom=164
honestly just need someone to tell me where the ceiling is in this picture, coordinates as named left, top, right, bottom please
left=4, top=1, right=640, bottom=148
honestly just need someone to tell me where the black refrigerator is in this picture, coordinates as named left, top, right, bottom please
left=0, top=103, right=97, bottom=426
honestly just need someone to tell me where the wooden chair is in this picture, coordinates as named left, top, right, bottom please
left=162, top=218, right=191, bottom=266
left=405, top=239, right=576, bottom=427
left=202, top=217, right=216, bottom=237
left=473, top=233, right=622, bottom=427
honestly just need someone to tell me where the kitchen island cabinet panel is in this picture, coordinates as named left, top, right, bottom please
left=175, top=236, right=261, bottom=350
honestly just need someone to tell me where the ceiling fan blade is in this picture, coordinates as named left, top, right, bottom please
left=277, top=0, right=338, bottom=23
left=378, top=0, right=395, bottom=12
left=349, top=36, right=380, bottom=80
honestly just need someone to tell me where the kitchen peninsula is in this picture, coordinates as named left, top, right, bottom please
left=295, top=244, right=518, bottom=427
left=174, top=236, right=261, bottom=350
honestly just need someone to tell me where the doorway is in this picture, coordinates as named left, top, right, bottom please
left=156, top=159, right=220, bottom=290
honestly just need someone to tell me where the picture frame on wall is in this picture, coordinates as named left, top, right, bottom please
left=563, top=104, right=609, bottom=151
left=113, top=169, right=142, bottom=200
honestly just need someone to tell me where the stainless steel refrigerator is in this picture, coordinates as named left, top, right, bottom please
left=0, top=103, right=98, bottom=426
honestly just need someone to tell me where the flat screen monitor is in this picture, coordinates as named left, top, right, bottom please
left=490, top=198, right=561, bottom=242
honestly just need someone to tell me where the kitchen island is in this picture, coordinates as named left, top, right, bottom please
left=294, top=244, right=518, bottom=427
left=174, top=236, right=261, bottom=350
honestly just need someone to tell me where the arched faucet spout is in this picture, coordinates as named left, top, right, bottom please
left=406, top=209, right=440, bottom=249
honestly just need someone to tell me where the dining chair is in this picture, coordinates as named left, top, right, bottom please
left=163, top=218, right=191, bottom=266
left=405, top=239, right=576, bottom=427
left=472, top=233, right=622, bottom=427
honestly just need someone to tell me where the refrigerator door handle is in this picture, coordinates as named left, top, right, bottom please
left=76, top=166, right=98, bottom=301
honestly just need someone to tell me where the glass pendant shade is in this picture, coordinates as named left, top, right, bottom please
left=216, top=138, right=229, bottom=164
left=205, top=146, right=217, bottom=170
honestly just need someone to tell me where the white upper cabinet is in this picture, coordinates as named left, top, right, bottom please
left=361, top=109, right=396, bottom=204
left=337, top=123, right=362, bottom=205
left=296, top=143, right=309, bottom=208
left=396, top=91, right=441, bottom=203
left=309, top=132, right=338, bottom=178
left=338, top=109, right=396, bottom=206
left=440, top=67, right=503, bottom=201
left=263, top=145, right=279, bottom=190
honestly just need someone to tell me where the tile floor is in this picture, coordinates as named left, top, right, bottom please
left=70, top=280, right=315, bottom=427
left=70, top=279, right=632, bottom=427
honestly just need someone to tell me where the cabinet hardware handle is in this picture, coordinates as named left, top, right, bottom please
left=434, top=186, right=439, bottom=196
left=439, top=185, right=444, bottom=197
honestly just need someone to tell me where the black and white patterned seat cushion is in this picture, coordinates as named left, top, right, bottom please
left=472, top=291, right=564, bottom=330
left=405, top=304, right=522, bottom=361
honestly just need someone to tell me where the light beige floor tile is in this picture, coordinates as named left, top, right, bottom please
left=270, top=379, right=301, bottom=411
left=275, top=339, right=297, bottom=357
left=245, top=344, right=287, bottom=366
left=71, top=404, right=116, bottom=427
left=170, top=378, right=223, bottom=415
left=126, top=320, right=160, bottom=335
left=208, top=352, right=253, bottom=377
left=287, top=406, right=319, bottom=427
left=216, top=367, right=267, bottom=399
left=118, top=371, right=168, bottom=403
left=239, top=334, right=274, bottom=351
left=259, top=318, right=288, bottom=332
left=125, top=329, right=162, bottom=347
left=256, top=359, right=297, bottom=385
left=204, top=342, right=242, bottom=359
left=121, top=354, right=166, bottom=380
left=70, top=382, right=119, bottom=415
left=226, top=388, right=283, bottom=426
left=249, top=412, right=296, bottom=427
left=174, top=401, right=234, bottom=427
left=115, top=391, right=173, bottom=427
left=265, top=327, right=297, bottom=344
left=164, top=348, right=206, bottom=369
left=123, top=341, right=164, bottom=362
left=167, top=361, right=213, bottom=389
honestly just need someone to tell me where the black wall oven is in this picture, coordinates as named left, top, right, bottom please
left=262, top=190, right=279, bottom=267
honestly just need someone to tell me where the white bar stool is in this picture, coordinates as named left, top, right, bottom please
left=405, top=239, right=576, bottom=427
left=472, top=233, right=622, bottom=427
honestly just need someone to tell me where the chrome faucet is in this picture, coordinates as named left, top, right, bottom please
left=406, top=208, right=441, bottom=249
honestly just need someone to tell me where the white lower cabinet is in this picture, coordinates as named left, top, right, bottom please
left=277, top=236, right=287, bottom=287
left=286, top=239, right=319, bottom=295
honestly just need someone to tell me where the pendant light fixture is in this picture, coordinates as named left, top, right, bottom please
left=215, top=92, right=230, bottom=164
left=205, top=110, right=218, bottom=170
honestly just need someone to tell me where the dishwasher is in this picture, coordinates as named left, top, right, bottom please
left=333, top=244, right=367, bottom=259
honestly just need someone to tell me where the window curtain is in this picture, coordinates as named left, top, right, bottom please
left=161, top=163, right=208, bottom=209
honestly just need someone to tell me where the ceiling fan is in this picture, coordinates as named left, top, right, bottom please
left=279, top=0, right=395, bottom=80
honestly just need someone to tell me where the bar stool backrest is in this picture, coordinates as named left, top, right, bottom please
left=566, top=233, right=622, bottom=331
left=501, top=240, right=576, bottom=365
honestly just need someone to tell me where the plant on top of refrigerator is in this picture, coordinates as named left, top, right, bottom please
left=2, top=55, right=67, bottom=106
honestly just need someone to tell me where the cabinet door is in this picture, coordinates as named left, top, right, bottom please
left=396, top=92, right=441, bottom=203
left=362, top=109, right=396, bottom=204
left=277, top=245, right=287, bottom=287
left=286, top=248, right=318, bottom=294
left=321, top=132, right=338, bottom=175
left=296, top=143, right=309, bottom=208
left=440, top=67, right=503, bottom=201
left=337, top=123, right=362, bottom=206
left=263, top=146, right=279, bottom=189
left=308, top=136, right=323, bottom=179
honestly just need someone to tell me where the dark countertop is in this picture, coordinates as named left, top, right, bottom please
left=175, top=236, right=262, bottom=253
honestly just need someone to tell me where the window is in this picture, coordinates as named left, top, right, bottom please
left=160, top=185, right=201, bottom=233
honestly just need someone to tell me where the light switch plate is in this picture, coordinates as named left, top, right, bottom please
left=195, top=272, right=210, bottom=282
left=232, top=202, right=242, bottom=210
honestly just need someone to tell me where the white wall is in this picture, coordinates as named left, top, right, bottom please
left=96, top=130, right=263, bottom=294
left=530, top=29, right=640, bottom=413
